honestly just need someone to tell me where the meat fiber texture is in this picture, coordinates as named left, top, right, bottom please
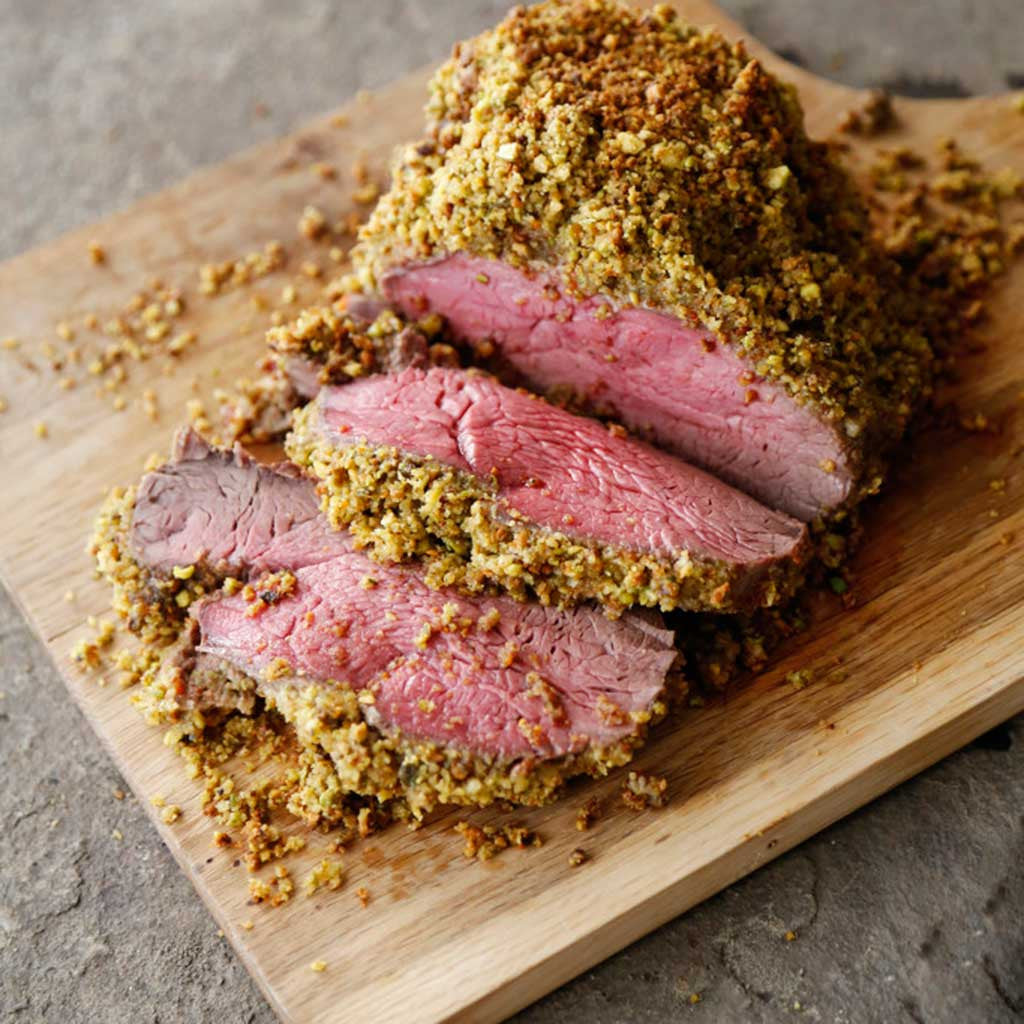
left=130, top=429, right=351, bottom=581
left=287, top=367, right=809, bottom=615
left=127, top=431, right=678, bottom=807
left=351, top=0, right=933, bottom=522
left=195, top=554, right=675, bottom=763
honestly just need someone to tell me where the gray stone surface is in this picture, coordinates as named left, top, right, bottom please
left=1, top=2, right=1022, bottom=1022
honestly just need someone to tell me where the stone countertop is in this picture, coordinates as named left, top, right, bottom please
left=0, top=2, right=1021, bottom=1021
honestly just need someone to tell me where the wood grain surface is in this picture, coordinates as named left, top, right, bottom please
left=0, top=2, right=1022, bottom=1020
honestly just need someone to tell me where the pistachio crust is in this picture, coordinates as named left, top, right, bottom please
left=286, top=405, right=807, bottom=615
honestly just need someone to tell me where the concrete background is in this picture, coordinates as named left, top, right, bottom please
left=1, top=2, right=1022, bottom=1021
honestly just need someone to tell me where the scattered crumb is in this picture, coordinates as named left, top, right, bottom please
left=785, top=669, right=814, bottom=691
left=88, top=241, right=106, bottom=265
left=568, top=848, right=587, bottom=867
left=161, top=804, right=182, bottom=825
left=34, top=421, right=49, bottom=439
left=200, top=241, right=285, bottom=295
left=113, top=788, right=126, bottom=801
left=784, top=930, right=798, bottom=942
left=621, top=771, right=668, bottom=811
left=150, top=794, right=166, bottom=808
left=305, top=857, right=346, bottom=895
left=214, top=830, right=233, bottom=848
left=352, top=182, right=380, bottom=204
left=575, top=796, right=601, bottom=832
left=242, top=920, right=254, bottom=931
left=356, top=886, right=371, bottom=908
left=310, top=960, right=327, bottom=973
left=111, top=828, right=124, bottom=841
left=454, top=820, right=543, bottom=861
left=248, top=866, right=294, bottom=907
left=838, top=89, right=896, bottom=135
left=242, top=820, right=306, bottom=870
left=299, top=205, right=328, bottom=241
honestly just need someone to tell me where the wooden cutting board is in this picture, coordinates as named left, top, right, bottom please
left=1, top=2, right=1022, bottom=1020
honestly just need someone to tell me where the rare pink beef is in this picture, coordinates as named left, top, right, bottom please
left=195, top=555, right=675, bottom=760
left=381, top=254, right=851, bottom=520
left=129, top=432, right=675, bottom=762
left=130, top=430, right=350, bottom=579
left=308, top=367, right=808, bottom=604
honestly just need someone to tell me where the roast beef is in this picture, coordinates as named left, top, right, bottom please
left=351, top=0, right=932, bottom=520
left=130, top=429, right=350, bottom=581
left=194, top=556, right=676, bottom=764
left=287, top=367, right=809, bottom=614
left=126, top=431, right=679, bottom=807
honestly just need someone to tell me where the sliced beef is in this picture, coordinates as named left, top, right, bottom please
left=380, top=256, right=851, bottom=521
left=128, top=431, right=677, bottom=795
left=287, top=367, right=809, bottom=614
left=130, top=429, right=350, bottom=580
left=194, top=555, right=676, bottom=763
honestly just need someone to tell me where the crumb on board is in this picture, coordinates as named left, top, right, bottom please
left=248, top=866, right=294, bottom=907
left=575, top=796, right=601, bottom=832
left=71, top=617, right=116, bottom=670
left=243, top=820, right=306, bottom=870
left=785, top=669, right=814, bottom=691
left=568, top=848, right=587, bottom=868
left=299, top=205, right=328, bottom=241
left=621, top=771, right=668, bottom=811
left=454, top=820, right=543, bottom=861
left=310, top=960, right=327, bottom=973
left=305, top=857, right=346, bottom=895
left=356, top=886, right=371, bottom=907
left=837, top=89, right=896, bottom=135
left=88, top=241, right=106, bottom=265
left=199, top=241, right=286, bottom=296
left=161, top=804, right=182, bottom=824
